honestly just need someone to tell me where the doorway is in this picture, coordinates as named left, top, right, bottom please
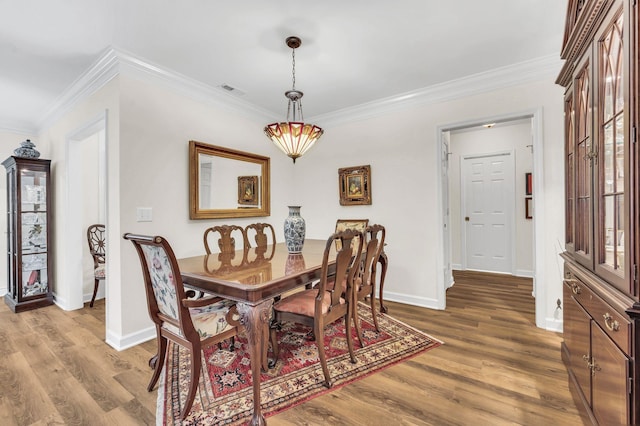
left=63, top=113, right=107, bottom=310
left=437, top=110, right=544, bottom=326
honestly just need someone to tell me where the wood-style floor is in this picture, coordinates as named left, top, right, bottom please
left=0, top=271, right=585, bottom=425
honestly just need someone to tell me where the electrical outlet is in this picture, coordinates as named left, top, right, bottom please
left=136, top=207, right=153, bottom=222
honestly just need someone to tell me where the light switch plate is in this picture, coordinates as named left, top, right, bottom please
left=136, top=207, right=153, bottom=222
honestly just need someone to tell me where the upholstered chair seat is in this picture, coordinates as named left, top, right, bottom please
left=273, top=289, right=344, bottom=317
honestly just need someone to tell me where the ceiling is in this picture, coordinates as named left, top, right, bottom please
left=1, top=0, right=567, bottom=133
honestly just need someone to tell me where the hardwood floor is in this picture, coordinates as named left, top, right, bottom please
left=0, top=271, right=585, bottom=425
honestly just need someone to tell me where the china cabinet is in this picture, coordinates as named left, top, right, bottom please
left=3, top=156, right=53, bottom=312
left=557, top=0, right=639, bottom=423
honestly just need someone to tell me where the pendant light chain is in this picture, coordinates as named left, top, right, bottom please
left=264, top=36, right=324, bottom=163
left=291, top=47, right=296, bottom=91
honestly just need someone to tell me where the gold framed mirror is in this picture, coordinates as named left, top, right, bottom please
left=189, top=140, right=270, bottom=219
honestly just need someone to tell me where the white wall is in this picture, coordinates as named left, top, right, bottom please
left=449, top=120, right=534, bottom=276
left=298, top=78, right=564, bottom=330
left=116, top=75, right=295, bottom=342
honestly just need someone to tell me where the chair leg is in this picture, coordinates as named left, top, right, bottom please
left=269, top=322, right=280, bottom=360
left=352, top=299, right=365, bottom=348
left=369, top=292, right=380, bottom=332
left=180, top=344, right=202, bottom=420
left=314, top=322, right=332, bottom=388
left=148, top=335, right=167, bottom=391
left=89, top=278, right=100, bottom=307
left=345, top=308, right=358, bottom=365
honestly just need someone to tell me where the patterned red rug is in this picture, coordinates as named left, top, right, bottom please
left=158, top=303, right=442, bottom=425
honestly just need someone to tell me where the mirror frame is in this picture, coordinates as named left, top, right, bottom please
left=189, top=140, right=271, bottom=219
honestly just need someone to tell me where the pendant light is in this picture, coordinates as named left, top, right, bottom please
left=264, top=36, right=324, bottom=163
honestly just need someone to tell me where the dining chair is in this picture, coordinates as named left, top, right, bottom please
left=269, top=228, right=364, bottom=388
left=244, top=223, right=276, bottom=262
left=352, top=224, right=386, bottom=347
left=203, top=224, right=246, bottom=255
left=86, top=224, right=106, bottom=307
left=334, top=218, right=369, bottom=250
left=123, top=233, right=242, bottom=420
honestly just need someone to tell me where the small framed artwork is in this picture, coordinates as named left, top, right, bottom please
left=525, top=172, right=532, bottom=195
left=238, top=176, right=259, bottom=205
left=525, top=197, right=533, bottom=219
left=339, top=165, right=372, bottom=205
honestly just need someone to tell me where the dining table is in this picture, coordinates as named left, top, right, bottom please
left=176, top=238, right=388, bottom=425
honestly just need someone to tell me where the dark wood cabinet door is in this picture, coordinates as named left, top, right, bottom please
left=591, top=323, right=630, bottom=425
left=564, top=285, right=592, bottom=404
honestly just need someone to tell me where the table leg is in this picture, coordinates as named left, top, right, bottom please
left=237, top=299, right=273, bottom=426
left=378, top=252, right=389, bottom=314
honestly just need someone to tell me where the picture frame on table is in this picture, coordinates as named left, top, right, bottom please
left=339, top=165, right=372, bottom=205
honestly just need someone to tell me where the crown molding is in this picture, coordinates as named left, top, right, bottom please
left=114, top=47, right=276, bottom=122
left=12, top=46, right=276, bottom=135
left=1, top=49, right=561, bottom=135
left=309, top=54, right=562, bottom=127
left=35, top=48, right=121, bottom=133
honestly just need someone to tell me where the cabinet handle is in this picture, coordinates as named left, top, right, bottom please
left=563, top=279, right=581, bottom=294
left=603, top=313, right=620, bottom=331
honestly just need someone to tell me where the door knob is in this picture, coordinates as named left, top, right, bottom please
left=465, top=217, right=470, bottom=221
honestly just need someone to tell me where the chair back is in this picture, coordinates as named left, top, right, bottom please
left=334, top=219, right=368, bottom=251
left=203, top=225, right=246, bottom=266
left=123, top=234, right=197, bottom=338
left=245, top=223, right=276, bottom=262
left=87, top=224, right=106, bottom=266
left=361, top=224, right=386, bottom=288
left=316, top=228, right=364, bottom=309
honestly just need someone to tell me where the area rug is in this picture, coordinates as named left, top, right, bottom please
left=158, top=303, right=442, bottom=425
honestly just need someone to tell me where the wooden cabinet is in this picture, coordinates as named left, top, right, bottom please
left=557, top=0, right=639, bottom=423
left=3, top=156, right=53, bottom=312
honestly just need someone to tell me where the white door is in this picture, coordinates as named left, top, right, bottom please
left=462, top=152, right=514, bottom=273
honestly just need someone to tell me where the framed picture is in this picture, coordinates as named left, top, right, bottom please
left=334, top=219, right=369, bottom=250
left=339, top=165, right=372, bottom=205
left=525, top=172, right=532, bottom=195
left=238, top=176, right=259, bottom=205
left=525, top=197, right=533, bottom=219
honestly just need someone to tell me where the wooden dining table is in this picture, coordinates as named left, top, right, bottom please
left=177, top=239, right=388, bottom=425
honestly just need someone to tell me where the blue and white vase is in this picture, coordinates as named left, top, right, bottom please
left=284, top=206, right=305, bottom=253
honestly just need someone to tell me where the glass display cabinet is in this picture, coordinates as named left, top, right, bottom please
left=3, top=156, right=53, bottom=312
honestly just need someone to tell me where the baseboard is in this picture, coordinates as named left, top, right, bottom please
left=106, top=325, right=156, bottom=351
left=515, top=269, right=534, bottom=278
left=543, top=316, right=563, bottom=333
left=383, top=291, right=444, bottom=310
left=452, top=263, right=462, bottom=270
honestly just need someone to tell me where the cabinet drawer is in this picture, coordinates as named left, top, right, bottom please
left=589, top=291, right=631, bottom=356
left=564, top=275, right=631, bottom=356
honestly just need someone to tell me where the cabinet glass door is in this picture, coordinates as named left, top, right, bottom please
left=595, top=8, right=629, bottom=291
left=565, top=91, right=575, bottom=252
left=574, top=59, right=594, bottom=268
left=19, top=169, right=48, bottom=297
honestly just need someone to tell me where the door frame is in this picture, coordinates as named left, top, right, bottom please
left=460, top=150, right=516, bottom=274
left=436, top=108, right=546, bottom=328
left=59, top=112, right=108, bottom=311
